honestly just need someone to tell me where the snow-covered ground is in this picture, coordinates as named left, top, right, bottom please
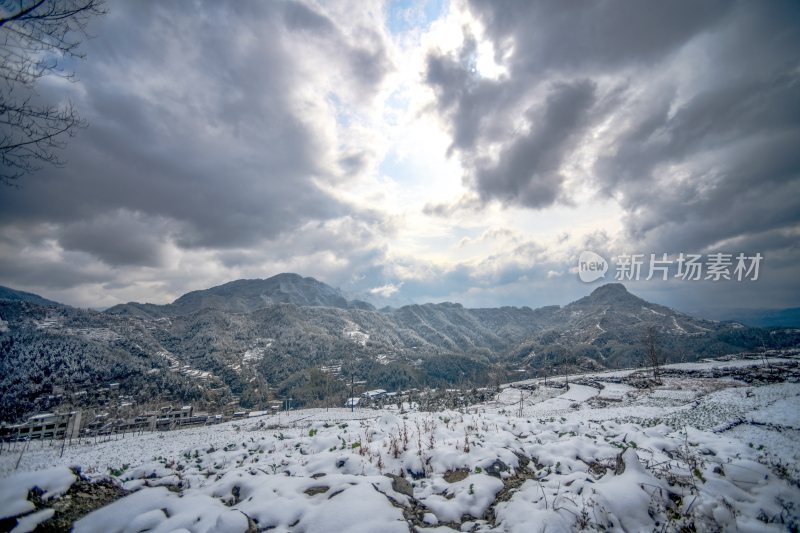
left=1, top=357, right=798, bottom=532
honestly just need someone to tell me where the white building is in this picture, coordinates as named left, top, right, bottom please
left=1, top=411, right=82, bottom=441
left=345, top=397, right=360, bottom=408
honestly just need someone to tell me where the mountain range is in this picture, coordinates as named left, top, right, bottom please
left=105, top=273, right=376, bottom=317
left=1, top=274, right=798, bottom=422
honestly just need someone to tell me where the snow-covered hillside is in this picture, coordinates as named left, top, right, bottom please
left=1, top=357, right=798, bottom=532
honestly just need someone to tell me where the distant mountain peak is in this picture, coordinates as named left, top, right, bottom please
left=590, top=283, right=629, bottom=296
left=569, top=282, right=644, bottom=307
left=107, top=273, right=374, bottom=317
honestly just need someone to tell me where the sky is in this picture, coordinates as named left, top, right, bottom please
left=0, top=0, right=799, bottom=315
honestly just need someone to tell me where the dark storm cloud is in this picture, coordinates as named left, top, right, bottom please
left=472, top=80, right=596, bottom=208
left=469, top=0, right=732, bottom=72
left=425, top=36, right=513, bottom=154
left=425, top=1, right=800, bottom=256
left=56, top=210, right=170, bottom=267
left=0, top=237, right=114, bottom=290
left=596, top=64, right=800, bottom=253
left=413, top=0, right=800, bottom=311
left=425, top=1, right=737, bottom=212
left=0, top=0, right=390, bottom=273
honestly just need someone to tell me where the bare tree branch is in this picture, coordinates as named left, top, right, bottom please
left=0, top=0, right=47, bottom=27
left=0, top=0, right=106, bottom=185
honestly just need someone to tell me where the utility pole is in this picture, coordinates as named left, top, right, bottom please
left=325, top=372, right=329, bottom=412
left=350, top=373, right=355, bottom=413
left=60, top=412, right=71, bottom=458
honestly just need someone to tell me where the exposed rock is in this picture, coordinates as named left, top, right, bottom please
left=443, top=469, right=470, bottom=483
left=386, top=474, right=413, bottom=498
left=485, top=460, right=508, bottom=478
left=304, top=486, right=329, bottom=496
left=26, top=473, right=127, bottom=531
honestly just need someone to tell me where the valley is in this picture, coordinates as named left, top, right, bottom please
left=1, top=274, right=798, bottom=425
left=1, top=355, right=798, bottom=531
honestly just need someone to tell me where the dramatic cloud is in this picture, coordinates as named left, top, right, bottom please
left=469, top=80, right=597, bottom=208
left=0, top=0, right=798, bottom=314
left=0, top=0, right=394, bottom=305
left=419, top=0, right=800, bottom=309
